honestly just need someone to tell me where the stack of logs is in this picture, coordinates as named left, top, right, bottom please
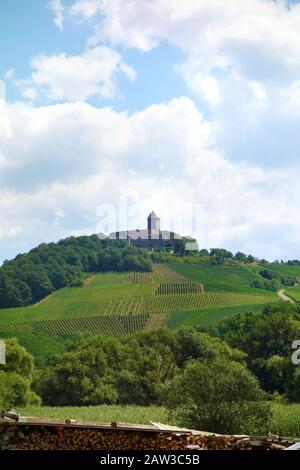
left=0, top=420, right=297, bottom=451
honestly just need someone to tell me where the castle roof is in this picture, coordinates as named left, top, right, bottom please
left=148, top=211, right=159, bottom=219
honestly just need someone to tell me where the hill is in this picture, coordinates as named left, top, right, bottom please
left=0, top=261, right=278, bottom=357
left=2, top=236, right=300, bottom=358
left=0, top=235, right=152, bottom=309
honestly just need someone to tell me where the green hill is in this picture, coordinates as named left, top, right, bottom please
left=0, top=262, right=277, bottom=357
left=2, top=245, right=299, bottom=359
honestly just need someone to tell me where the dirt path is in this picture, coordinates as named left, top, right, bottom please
left=278, top=289, right=295, bottom=303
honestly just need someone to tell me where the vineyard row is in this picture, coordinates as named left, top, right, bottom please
left=0, top=313, right=170, bottom=336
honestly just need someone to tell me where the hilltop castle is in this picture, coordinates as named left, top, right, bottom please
left=110, top=211, right=182, bottom=250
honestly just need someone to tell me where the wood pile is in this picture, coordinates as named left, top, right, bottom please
left=0, top=418, right=298, bottom=451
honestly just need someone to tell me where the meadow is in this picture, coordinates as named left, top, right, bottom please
left=285, top=286, right=300, bottom=302
left=18, top=403, right=300, bottom=437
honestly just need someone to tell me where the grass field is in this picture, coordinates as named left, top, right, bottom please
left=169, top=262, right=263, bottom=293
left=170, top=262, right=300, bottom=294
left=285, top=286, right=300, bottom=302
left=0, top=263, right=277, bottom=346
left=167, top=303, right=266, bottom=328
left=18, top=403, right=300, bottom=437
left=18, top=405, right=170, bottom=426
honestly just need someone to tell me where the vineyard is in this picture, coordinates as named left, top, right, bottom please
left=155, top=282, right=203, bottom=295
left=0, top=263, right=277, bottom=338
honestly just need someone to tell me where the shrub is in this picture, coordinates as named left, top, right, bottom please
left=163, top=359, right=271, bottom=435
left=0, top=338, right=40, bottom=409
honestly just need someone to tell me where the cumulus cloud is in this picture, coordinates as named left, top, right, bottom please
left=68, top=0, right=300, bottom=97
left=2, top=0, right=300, bottom=262
left=19, top=46, right=136, bottom=102
left=69, top=0, right=300, bottom=75
left=0, top=96, right=300, bottom=263
left=66, top=0, right=300, bottom=167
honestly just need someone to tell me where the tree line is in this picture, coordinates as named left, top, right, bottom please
left=0, top=235, right=152, bottom=309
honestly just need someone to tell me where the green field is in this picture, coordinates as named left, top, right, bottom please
left=169, top=262, right=264, bottom=293
left=170, top=261, right=300, bottom=293
left=17, top=403, right=300, bottom=437
left=285, top=286, right=300, bottom=302
left=18, top=405, right=170, bottom=425
left=0, top=263, right=277, bottom=345
left=0, top=331, right=70, bottom=365
left=167, top=303, right=266, bottom=328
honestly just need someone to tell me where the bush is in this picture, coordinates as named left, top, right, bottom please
left=0, top=339, right=40, bottom=409
left=286, top=368, right=300, bottom=403
left=163, top=359, right=271, bottom=435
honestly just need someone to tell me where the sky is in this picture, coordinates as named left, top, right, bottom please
left=1, top=0, right=300, bottom=263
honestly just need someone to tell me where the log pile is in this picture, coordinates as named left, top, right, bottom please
left=0, top=418, right=298, bottom=451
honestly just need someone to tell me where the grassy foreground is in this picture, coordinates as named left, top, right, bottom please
left=18, top=405, right=170, bottom=426
left=18, top=404, right=300, bottom=437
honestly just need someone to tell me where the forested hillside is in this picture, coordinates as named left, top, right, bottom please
left=0, top=236, right=152, bottom=309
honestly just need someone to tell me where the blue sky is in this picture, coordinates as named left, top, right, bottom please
left=1, top=0, right=300, bottom=263
left=0, top=1, right=187, bottom=110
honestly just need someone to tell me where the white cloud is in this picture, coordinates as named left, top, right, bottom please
left=3, top=0, right=300, bottom=261
left=0, top=96, right=300, bottom=262
left=70, top=0, right=102, bottom=19
left=69, top=0, right=300, bottom=73
left=67, top=1, right=300, bottom=136
left=19, top=46, right=136, bottom=102
left=176, top=59, right=223, bottom=106
left=49, top=0, right=64, bottom=31
left=58, top=0, right=300, bottom=173
left=0, top=81, right=6, bottom=101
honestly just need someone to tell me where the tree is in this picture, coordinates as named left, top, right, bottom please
left=0, top=372, right=30, bottom=409
left=0, top=339, right=40, bottom=409
left=286, top=367, right=300, bottom=402
left=163, top=359, right=271, bottom=435
left=116, top=330, right=179, bottom=405
left=25, top=271, right=54, bottom=302
left=218, top=304, right=300, bottom=393
left=49, top=266, right=68, bottom=289
left=234, top=252, right=248, bottom=263
left=3, top=338, right=34, bottom=378
left=34, top=343, right=118, bottom=406
left=35, top=330, right=180, bottom=406
left=175, top=328, right=245, bottom=368
left=210, top=248, right=233, bottom=259
left=0, top=235, right=153, bottom=308
left=199, top=249, right=210, bottom=257
left=173, top=239, right=186, bottom=255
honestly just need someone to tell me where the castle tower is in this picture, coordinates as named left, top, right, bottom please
left=148, top=211, right=160, bottom=239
